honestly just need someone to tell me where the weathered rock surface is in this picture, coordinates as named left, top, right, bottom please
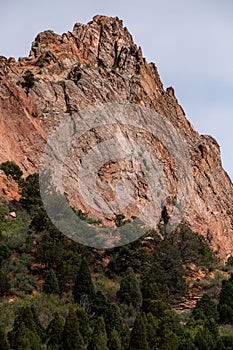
left=0, top=15, right=232, bottom=259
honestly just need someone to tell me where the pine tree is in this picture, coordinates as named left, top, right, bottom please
left=129, top=313, right=149, bottom=350
left=73, top=258, right=95, bottom=305
left=46, top=312, right=64, bottom=349
left=146, top=313, right=158, bottom=349
left=88, top=316, right=108, bottom=350
left=218, top=273, right=233, bottom=324
left=8, top=306, right=39, bottom=348
left=120, top=326, right=130, bottom=350
left=0, top=269, right=10, bottom=296
left=160, top=330, right=179, bottom=350
left=9, top=322, right=41, bottom=350
left=0, top=324, right=9, bottom=350
left=63, top=308, right=85, bottom=350
left=76, top=308, right=91, bottom=345
left=117, top=268, right=142, bottom=308
left=194, top=327, right=213, bottom=350
left=43, top=269, right=59, bottom=294
left=31, top=306, right=44, bottom=340
left=108, top=329, right=121, bottom=350
left=104, top=303, right=123, bottom=336
left=192, top=294, right=219, bottom=322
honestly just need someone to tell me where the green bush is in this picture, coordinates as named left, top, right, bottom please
left=0, top=161, right=23, bottom=181
left=20, top=70, right=35, bottom=94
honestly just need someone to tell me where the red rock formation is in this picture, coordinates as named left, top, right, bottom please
left=0, top=16, right=232, bottom=260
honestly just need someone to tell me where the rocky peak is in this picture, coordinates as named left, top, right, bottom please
left=0, top=16, right=232, bottom=260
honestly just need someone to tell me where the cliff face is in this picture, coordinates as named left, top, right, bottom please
left=0, top=15, right=232, bottom=259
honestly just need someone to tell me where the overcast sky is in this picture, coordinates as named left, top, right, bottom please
left=1, top=0, right=233, bottom=179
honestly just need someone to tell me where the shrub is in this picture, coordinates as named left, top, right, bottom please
left=20, top=70, right=35, bottom=94
left=0, top=161, right=23, bottom=181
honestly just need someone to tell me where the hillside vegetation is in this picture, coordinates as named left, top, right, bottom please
left=1, top=162, right=233, bottom=349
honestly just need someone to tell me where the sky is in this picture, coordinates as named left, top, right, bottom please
left=1, top=0, right=233, bottom=179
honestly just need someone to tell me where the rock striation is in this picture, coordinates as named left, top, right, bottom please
left=0, top=15, right=232, bottom=259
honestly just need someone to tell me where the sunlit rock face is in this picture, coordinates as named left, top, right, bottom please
left=0, top=15, right=232, bottom=259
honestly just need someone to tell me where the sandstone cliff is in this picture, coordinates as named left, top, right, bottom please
left=0, top=15, right=232, bottom=259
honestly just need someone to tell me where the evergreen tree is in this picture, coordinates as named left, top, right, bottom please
left=153, top=239, right=187, bottom=302
left=146, top=313, right=159, bottom=349
left=30, top=306, right=44, bottom=340
left=218, top=273, right=233, bottom=324
left=160, top=330, right=179, bottom=350
left=9, top=322, right=41, bottom=350
left=76, top=307, right=91, bottom=345
left=92, top=291, right=109, bottom=317
left=8, top=306, right=39, bottom=348
left=194, top=327, right=213, bottom=350
left=73, top=258, right=95, bottom=305
left=0, top=324, right=9, bottom=350
left=43, top=269, right=59, bottom=294
left=129, top=313, right=149, bottom=350
left=108, top=329, right=121, bottom=350
left=117, top=268, right=142, bottom=308
left=63, top=309, right=85, bottom=350
left=0, top=269, right=10, bottom=296
left=192, top=294, right=219, bottom=322
left=46, top=312, right=64, bottom=349
left=88, top=316, right=108, bottom=350
left=120, top=326, right=130, bottom=350
left=104, top=303, right=123, bottom=336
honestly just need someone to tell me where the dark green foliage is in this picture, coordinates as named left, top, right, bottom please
left=88, top=316, right=108, bottom=350
left=108, top=329, right=121, bottom=350
left=8, top=312, right=41, bottom=350
left=73, top=258, right=95, bottom=305
left=104, top=303, right=123, bottom=336
left=129, top=313, right=149, bottom=350
left=0, top=269, right=10, bottom=296
left=107, top=244, right=147, bottom=277
left=174, top=225, right=217, bottom=267
left=0, top=205, right=8, bottom=221
left=192, top=294, right=219, bottom=322
left=20, top=173, right=42, bottom=211
left=220, top=334, right=233, bottom=349
left=20, top=70, right=35, bottom=94
left=143, top=299, right=171, bottom=321
left=194, top=327, right=214, bottom=350
left=161, top=309, right=183, bottom=334
left=141, top=264, right=169, bottom=310
left=0, top=243, right=11, bottom=264
left=63, top=308, right=85, bottom=350
left=160, top=330, right=179, bottom=350
left=114, top=214, right=130, bottom=227
left=8, top=306, right=40, bottom=347
left=120, top=326, right=130, bottom=350
left=218, top=273, right=233, bottom=324
left=152, top=238, right=187, bottom=302
left=46, top=312, right=64, bottom=349
left=0, top=161, right=23, bottom=181
left=117, top=268, right=142, bottom=308
left=76, top=308, right=91, bottom=345
left=146, top=313, right=159, bottom=349
left=92, top=291, right=109, bottom=317
left=178, top=336, right=197, bottom=350
left=36, top=241, right=64, bottom=269
left=0, top=324, right=9, bottom=350
left=43, top=269, right=59, bottom=294
left=30, top=306, right=44, bottom=340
